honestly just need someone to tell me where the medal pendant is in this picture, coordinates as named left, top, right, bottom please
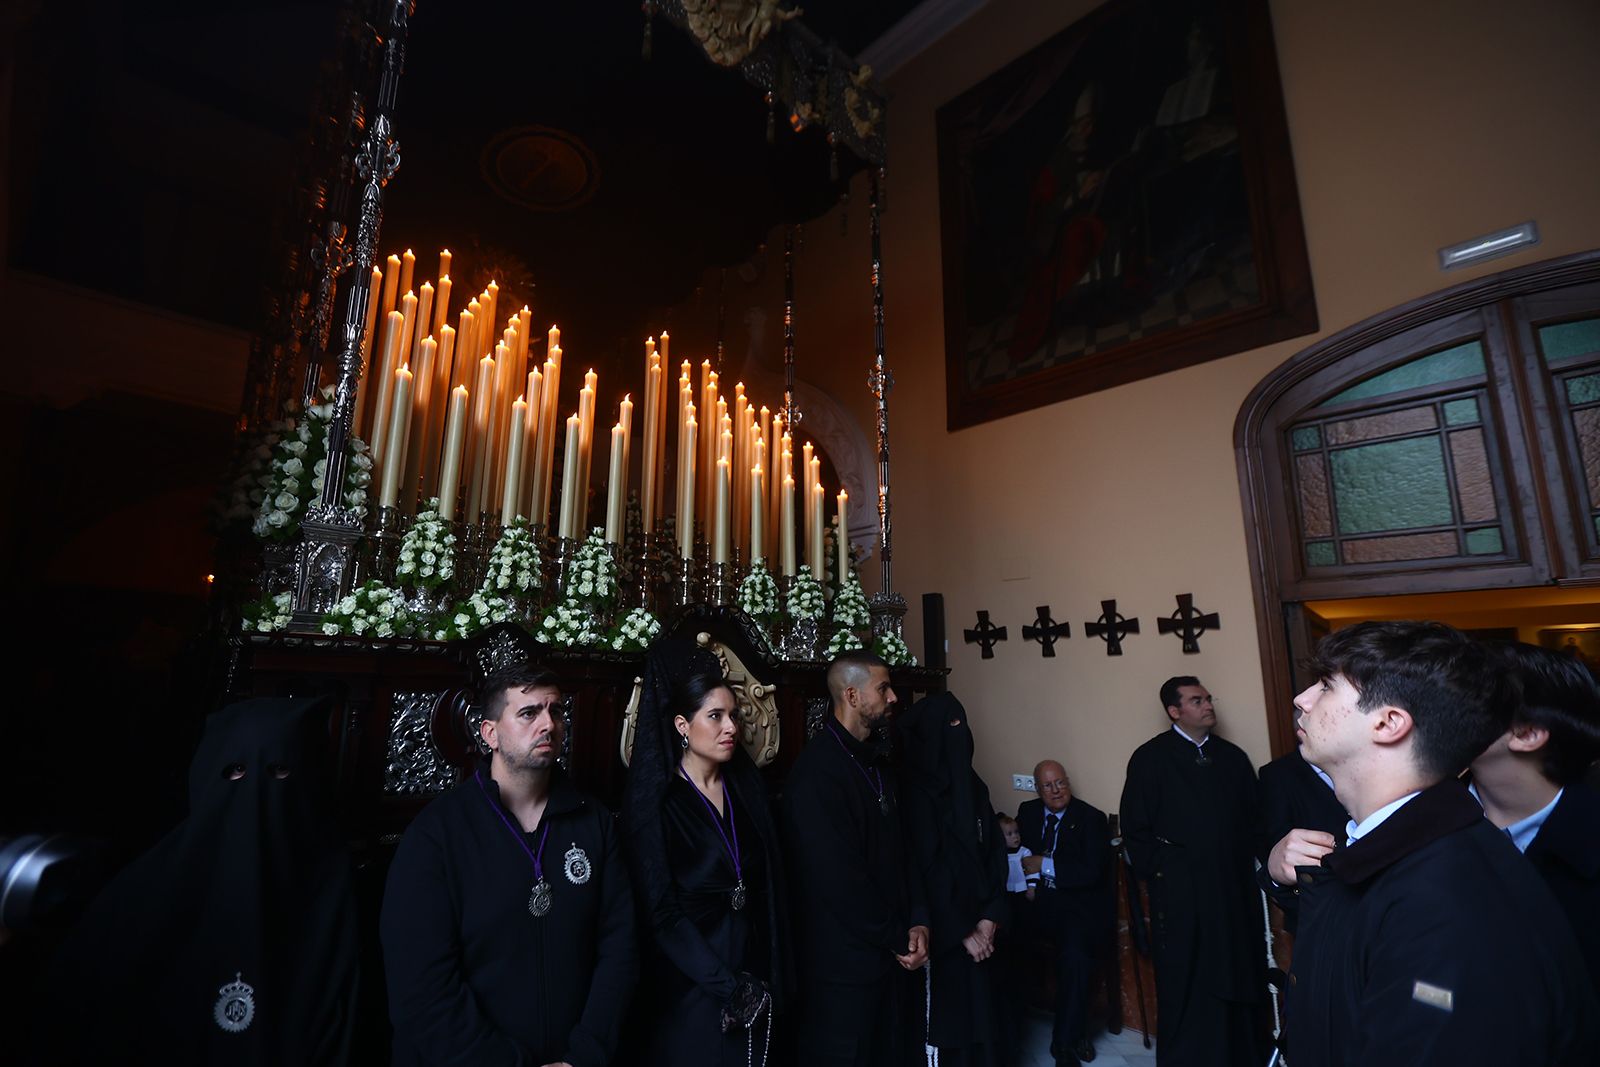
left=731, top=880, right=747, bottom=911
left=528, top=879, right=553, bottom=917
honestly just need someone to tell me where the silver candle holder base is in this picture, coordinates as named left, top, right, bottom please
left=675, top=552, right=699, bottom=607
left=707, top=562, right=734, bottom=607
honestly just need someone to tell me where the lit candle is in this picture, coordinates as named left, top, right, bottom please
left=713, top=457, right=731, bottom=565
left=379, top=364, right=414, bottom=510
left=422, top=325, right=456, bottom=497
left=535, top=353, right=562, bottom=527
left=411, top=282, right=434, bottom=370
left=402, top=335, right=438, bottom=514
left=467, top=354, right=495, bottom=520
left=381, top=254, right=401, bottom=318
left=432, top=273, right=452, bottom=337
left=837, top=489, right=850, bottom=585
left=642, top=358, right=662, bottom=530
left=811, top=482, right=826, bottom=579
left=437, top=248, right=451, bottom=283
left=576, top=370, right=596, bottom=536
left=605, top=423, right=626, bottom=544
left=501, top=397, right=527, bottom=522
left=781, top=474, right=797, bottom=577
left=802, top=441, right=816, bottom=537
left=482, top=280, right=499, bottom=352
left=397, top=290, right=419, bottom=397
left=750, top=465, right=765, bottom=563
left=398, top=249, right=415, bottom=301
left=679, top=415, right=698, bottom=559
left=521, top=366, right=543, bottom=518
left=619, top=392, right=634, bottom=499
left=559, top=414, right=581, bottom=540
left=438, top=386, right=468, bottom=521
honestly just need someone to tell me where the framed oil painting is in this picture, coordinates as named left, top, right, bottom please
left=936, top=0, right=1317, bottom=429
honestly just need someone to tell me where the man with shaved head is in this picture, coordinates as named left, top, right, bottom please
left=785, top=650, right=929, bottom=1066
left=1015, top=760, right=1109, bottom=1064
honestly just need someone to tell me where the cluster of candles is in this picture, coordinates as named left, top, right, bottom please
left=351, top=249, right=850, bottom=582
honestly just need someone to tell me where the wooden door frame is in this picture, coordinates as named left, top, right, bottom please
left=1234, top=249, right=1600, bottom=758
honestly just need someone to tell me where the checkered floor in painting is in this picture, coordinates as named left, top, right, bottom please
left=964, top=246, right=1260, bottom=390
left=1015, top=1012, right=1157, bottom=1067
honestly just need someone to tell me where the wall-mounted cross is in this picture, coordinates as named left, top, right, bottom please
left=963, top=610, right=1008, bottom=659
left=1085, top=599, right=1139, bottom=656
left=1157, top=593, right=1221, bottom=654
left=1021, top=605, right=1070, bottom=657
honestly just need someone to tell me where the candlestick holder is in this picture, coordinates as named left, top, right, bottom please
left=708, top=562, right=734, bottom=606
left=635, top=529, right=657, bottom=612
left=287, top=506, right=364, bottom=632
left=870, top=589, right=909, bottom=642
left=675, top=552, right=699, bottom=608
left=372, top=505, right=404, bottom=584
left=553, top=536, right=579, bottom=599
left=783, top=615, right=822, bottom=662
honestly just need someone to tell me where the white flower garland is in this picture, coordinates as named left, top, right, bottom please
left=395, top=499, right=457, bottom=590
left=565, top=528, right=618, bottom=604
left=873, top=631, right=917, bottom=667
left=241, top=590, right=294, bottom=633
left=826, top=627, right=865, bottom=656
left=432, top=590, right=516, bottom=641
left=737, top=558, right=780, bottom=620
left=539, top=596, right=606, bottom=647
left=609, top=606, right=661, bottom=652
left=251, top=387, right=373, bottom=541
left=321, top=580, right=413, bottom=638
left=831, top=571, right=872, bottom=629
left=786, top=565, right=826, bottom=621
left=483, top=518, right=542, bottom=595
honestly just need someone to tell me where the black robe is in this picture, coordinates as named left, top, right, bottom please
left=41, top=697, right=359, bottom=1066
left=1525, top=782, right=1600, bottom=998
left=1256, top=750, right=1347, bottom=935
left=1289, top=780, right=1598, bottom=1066
left=1120, top=728, right=1264, bottom=1066
left=380, top=768, right=638, bottom=1067
left=784, top=715, right=928, bottom=1066
left=895, top=692, right=1009, bottom=1064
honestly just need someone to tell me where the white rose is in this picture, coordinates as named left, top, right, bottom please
left=376, top=622, right=393, bottom=638
left=266, top=510, right=289, bottom=528
left=322, top=622, right=340, bottom=635
left=351, top=617, right=367, bottom=634
left=287, top=440, right=308, bottom=456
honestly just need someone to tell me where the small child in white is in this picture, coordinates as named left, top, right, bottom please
left=998, top=813, right=1037, bottom=900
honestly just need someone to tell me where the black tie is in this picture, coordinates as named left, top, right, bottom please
left=1043, top=813, right=1061, bottom=888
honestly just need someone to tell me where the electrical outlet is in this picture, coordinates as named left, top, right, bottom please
left=1012, top=774, right=1036, bottom=792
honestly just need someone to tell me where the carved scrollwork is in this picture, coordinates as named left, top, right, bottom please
left=384, top=690, right=455, bottom=795
left=618, top=633, right=780, bottom=767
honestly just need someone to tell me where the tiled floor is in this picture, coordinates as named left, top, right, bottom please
left=1014, top=1011, right=1157, bottom=1067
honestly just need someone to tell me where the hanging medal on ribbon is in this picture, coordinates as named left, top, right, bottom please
left=475, top=770, right=555, bottom=918
left=824, top=721, right=891, bottom=815
left=679, top=768, right=748, bottom=911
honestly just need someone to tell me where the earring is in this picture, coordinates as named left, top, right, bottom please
left=680, top=733, right=689, bottom=750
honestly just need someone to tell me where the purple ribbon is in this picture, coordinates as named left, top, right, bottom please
left=824, top=721, right=885, bottom=803
left=475, top=769, right=551, bottom=882
left=679, top=768, right=742, bottom=882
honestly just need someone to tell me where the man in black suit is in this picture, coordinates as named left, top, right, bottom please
left=1470, top=641, right=1600, bottom=996
left=1284, top=622, right=1598, bottom=1066
left=1257, top=748, right=1347, bottom=935
left=1016, top=760, right=1109, bottom=1066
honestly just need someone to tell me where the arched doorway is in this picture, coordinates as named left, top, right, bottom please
left=1236, top=250, right=1600, bottom=756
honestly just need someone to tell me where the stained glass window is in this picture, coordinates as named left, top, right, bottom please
left=1318, top=341, right=1485, bottom=408
left=1539, top=318, right=1600, bottom=365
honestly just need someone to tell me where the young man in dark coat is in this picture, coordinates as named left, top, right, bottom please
left=1284, top=622, right=1598, bottom=1067
left=1016, top=760, right=1110, bottom=1065
left=1120, top=677, right=1264, bottom=1066
left=784, top=650, right=929, bottom=1067
left=380, top=666, right=638, bottom=1067
left=1469, top=641, right=1600, bottom=997
left=1256, top=748, right=1347, bottom=935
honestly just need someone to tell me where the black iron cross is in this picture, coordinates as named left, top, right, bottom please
left=963, top=611, right=1008, bottom=659
left=1157, top=593, right=1221, bottom=654
left=1021, top=605, right=1070, bottom=658
left=1085, top=599, right=1139, bottom=656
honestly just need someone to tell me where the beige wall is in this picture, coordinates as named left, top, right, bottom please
left=669, top=0, right=1600, bottom=814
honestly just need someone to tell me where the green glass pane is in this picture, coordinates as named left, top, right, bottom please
left=1566, top=374, right=1600, bottom=406
left=1292, top=425, right=1322, bottom=451
left=1321, top=341, right=1486, bottom=407
left=1330, top=437, right=1453, bottom=534
left=1442, top=398, right=1480, bottom=425
left=1593, top=515, right=1600, bottom=545
left=1464, top=527, right=1503, bottom=555
left=1305, top=541, right=1337, bottom=567
left=1539, top=318, right=1600, bottom=364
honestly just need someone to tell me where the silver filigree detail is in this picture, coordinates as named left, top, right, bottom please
left=804, top=696, right=831, bottom=740
left=383, top=690, right=455, bottom=795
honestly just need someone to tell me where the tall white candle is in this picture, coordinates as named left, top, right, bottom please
left=369, top=310, right=404, bottom=465
left=605, top=423, right=626, bottom=544
left=438, top=386, right=468, bottom=521
left=713, top=458, right=731, bottom=565
left=810, top=482, right=826, bottom=579
left=379, top=365, right=413, bottom=510
left=781, top=475, right=797, bottom=576
left=836, top=489, right=850, bottom=585
left=750, top=465, right=765, bottom=563
left=501, top=397, right=528, bottom=522
left=402, top=335, right=437, bottom=514
left=679, top=416, right=697, bottom=560
left=559, top=414, right=582, bottom=539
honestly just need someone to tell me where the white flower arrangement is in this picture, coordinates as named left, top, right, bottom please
left=609, top=606, right=661, bottom=652
left=320, top=580, right=413, bottom=639
left=826, top=627, right=865, bottom=656
left=737, top=558, right=780, bottom=621
left=565, top=528, right=618, bottom=605
left=874, top=631, right=917, bottom=667
left=395, top=499, right=457, bottom=590
left=483, top=518, right=542, bottom=596
left=786, top=565, right=826, bottom=621
left=831, top=571, right=872, bottom=629
left=241, top=590, right=294, bottom=633
left=250, top=387, right=372, bottom=541
left=824, top=529, right=863, bottom=593
left=539, top=596, right=606, bottom=647
left=432, top=590, right=516, bottom=641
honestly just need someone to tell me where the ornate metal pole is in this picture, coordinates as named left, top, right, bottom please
left=866, top=169, right=906, bottom=643
left=289, top=0, right=411, bottom=630
left=299, top=90, right=364, bottom=408
left=780, top=226, right=802, bottom=430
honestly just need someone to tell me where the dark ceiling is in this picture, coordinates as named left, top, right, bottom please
left=8, top=0, right=921, bottom=361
